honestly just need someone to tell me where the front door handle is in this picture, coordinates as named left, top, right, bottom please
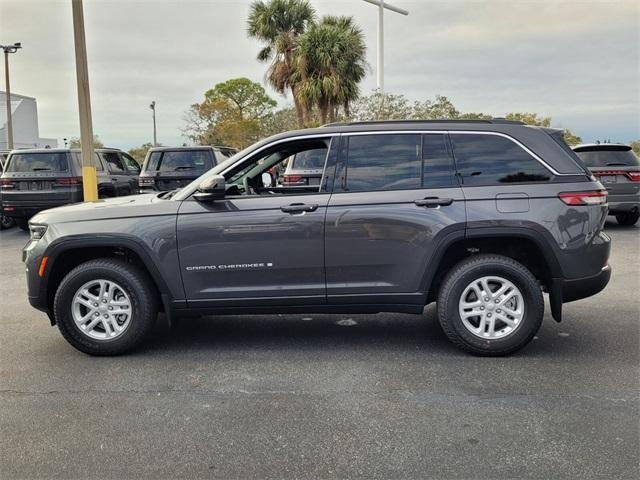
left=414, top=197, right=454, bottom=208
left=280, top=203, right=319, bottom=214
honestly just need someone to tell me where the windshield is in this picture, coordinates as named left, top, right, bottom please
left=5, top=152, right=70, bottom=172
left=574, top=147, right=639, bottom=167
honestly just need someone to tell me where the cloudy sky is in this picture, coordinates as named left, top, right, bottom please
left=1, top=0, right=638, bottom=149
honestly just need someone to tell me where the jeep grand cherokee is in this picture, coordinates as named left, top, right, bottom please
left=23, top=120, right=611, bottom=356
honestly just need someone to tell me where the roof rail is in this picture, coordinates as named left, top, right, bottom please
left=322, top=118, right=525, bottom=127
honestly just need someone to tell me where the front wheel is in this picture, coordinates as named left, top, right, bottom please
left=53, top=258, right=158, bottom=355
left=437, top=254, right=544, bottom=356
left=616, top=211, right=639, bottom=226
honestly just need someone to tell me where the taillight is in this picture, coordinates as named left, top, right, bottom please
left=558, top=190, right=608, bottom=206
left=55, top=177, right=83, bottom=185
left=0, top=179, right=15, bottom=189
left=282, top=175, right=303, bottom=185
left=628, top=171, right=640, bottom=182
left=595, top=170, right=640, bottom=181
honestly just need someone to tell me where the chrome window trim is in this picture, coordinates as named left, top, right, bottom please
left=341, top=130, right=567, bottom=176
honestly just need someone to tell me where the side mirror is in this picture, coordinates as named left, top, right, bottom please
left=193, top=175, right=225, bottom=202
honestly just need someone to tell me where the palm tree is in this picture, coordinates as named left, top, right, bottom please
left=247, top=0, right=316, bottom=127
left=294, top=15, right=367, bottom=124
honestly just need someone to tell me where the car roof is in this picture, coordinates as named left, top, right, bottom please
left=572, top=143, right=631, bottom=151
left=149, top=145, right=230, bottom=152
left=7, top=147, right=121, bottom=154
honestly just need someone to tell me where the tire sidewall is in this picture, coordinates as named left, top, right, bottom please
left=442, top=260, right=543, bottom=354
left=54, top=261, right=156, bottom=355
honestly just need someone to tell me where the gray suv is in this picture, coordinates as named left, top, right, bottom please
left=23, top=120, right=611, bottom=356
left=138, top=146, right=236, bottom=192
left=572, top=143, right=640, bottom=225
left=1, top=148, right=141, bottom=230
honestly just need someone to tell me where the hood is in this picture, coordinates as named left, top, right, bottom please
left=30, top=193, right=181, bottom=225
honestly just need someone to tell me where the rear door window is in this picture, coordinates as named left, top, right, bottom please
left=5, top=152, right=69, bottom=172
left=345, top=134, right=422, bottom=191
left=101, top=152, right=126, bottom=173
left=574, top=148, right=639, bottom=167
left=451, top=133, right=552, bottom=185
left=423, top=134, right=455, bottom=187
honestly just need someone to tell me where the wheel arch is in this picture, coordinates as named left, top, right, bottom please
left=42, top=236, right=172, bottom=317
left=423, top=227, right=563, bottom=307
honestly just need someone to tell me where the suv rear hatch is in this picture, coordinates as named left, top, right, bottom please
left=573, top=145, right=640, bottom=196
left=0, top=151, right=82, bottom=215
left=140, top=149, right=214, bottom=191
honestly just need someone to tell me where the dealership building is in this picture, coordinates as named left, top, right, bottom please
left=0, top=91, right=57, bottom=150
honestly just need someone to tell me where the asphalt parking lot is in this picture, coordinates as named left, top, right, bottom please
left=0, top=222, right=638, bottom=479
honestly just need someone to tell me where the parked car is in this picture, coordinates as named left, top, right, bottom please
left=281, top=147, right=327, bottom=186
left=572, top=143, right=640, bottom=225
left=23, top=119, right=610, bottom=356
left=0, top=148, right=140, bottom=230
left=138, top=146, right=237, bottom=192
left=0, top=153, right=15, bottom=230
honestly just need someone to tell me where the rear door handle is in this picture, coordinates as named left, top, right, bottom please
left=280, top=203, right=319, bottom=214
left=414, top=197, right=454, bottom=208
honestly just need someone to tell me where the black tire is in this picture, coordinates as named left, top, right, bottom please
left=437, top=254, right=544, bottom=356
left=15, top=218, right=29, bottom=231
left=0, top=215, right=15, bottom=230
left=53, top=258, right=158, bottom=355
left=616, top=211, right=639, bottom=226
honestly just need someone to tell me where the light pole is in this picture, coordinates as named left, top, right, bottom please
left=71, top=0, right=98, bottom=202
left=1, top=42, right=22, bottom=150
left=362, top=0, right=408, bottom=93
left=149, top=101, right=157, bottom=146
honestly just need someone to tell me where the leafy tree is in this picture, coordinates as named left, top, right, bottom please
left=412, top=95, right=460, bottom=119
left=506, top=112, right=581, bottom=145
left=295, top=15, right=367, bottom=124
left=127, top=142, right=155, bottom=164
left=183, top=78, right=277, bottom=149
left=248, top=0, right=316, bottom=127
left=350, top=90, right=412, bottom=121
left=629, top=140, right=640, bottom=157
left=262, top=107, right=300, bottom=137
left=68, top=135, right=104, bottom=149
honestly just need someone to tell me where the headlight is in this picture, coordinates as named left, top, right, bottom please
left=29, top=224, right=48, bottom=241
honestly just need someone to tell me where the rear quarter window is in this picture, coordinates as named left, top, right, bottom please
left=451, top=134, right=552, bottom=185
left=5, top=152, right=70, bottom=173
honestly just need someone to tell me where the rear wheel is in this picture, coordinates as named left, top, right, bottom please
left=54, top=258, right=158, bottom=355
left=15, top=218, right=29, bottom=231
left=616, top=211, right=639, bottom=226
left=0, top=215, right=15, bottom=230
left=437, top=254, right=544, bottom=356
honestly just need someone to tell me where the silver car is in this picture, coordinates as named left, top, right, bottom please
left=572, top=143, right=640, bottom=225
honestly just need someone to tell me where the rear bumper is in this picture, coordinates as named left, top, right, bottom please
left=1, top=200, right=76, bottom=219
left=559, top=264, right=612, bottom=303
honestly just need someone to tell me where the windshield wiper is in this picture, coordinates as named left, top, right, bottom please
left=605, top=162, right=628, bottom=166
left=174, top=166, right=193, bottom=171
left=32, top=167, right=51, bottom=171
